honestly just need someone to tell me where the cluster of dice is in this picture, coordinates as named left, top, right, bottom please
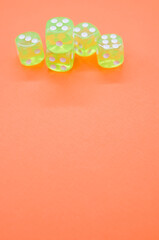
left=15, top=17, right=124, bottom=72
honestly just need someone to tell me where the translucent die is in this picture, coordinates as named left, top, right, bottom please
left=73, top=22, right=101, bottom=56
left=46, top=48, right=74, bottom=72
left=97, top=34, right=124, bottom=68
left=15, top=32, right=44, bottom=66
left=46, top=17, right=74, bottom=53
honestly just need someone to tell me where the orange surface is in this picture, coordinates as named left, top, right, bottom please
left=0, top=0, right=159, bottom=239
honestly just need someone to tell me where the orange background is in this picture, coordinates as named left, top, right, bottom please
left=1, top=0, right=159, bottom=239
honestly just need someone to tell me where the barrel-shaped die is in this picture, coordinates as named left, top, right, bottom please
left=46, top=17, right=74, bottom=53
left=73, top=22, right=100, bottom=56
left=97, top=34, right=124, bottom=68
left=15, top=32, right=44, bottom=66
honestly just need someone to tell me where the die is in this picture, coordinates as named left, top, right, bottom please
left=15, top=32, right=44, bottom=66
left=73, top=22, right=100, bottom=57
left=46, top=17, right=74, bottom=53
left=97, top=34, right=124, bottom=68
left=46, top=48, right=74, bottom=72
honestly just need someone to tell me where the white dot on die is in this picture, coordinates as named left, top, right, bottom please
left=110, top=34, right=117, bottom=39
left=50, top=65, right=56, bottom=69
left=79, top=44, right=83, bottom=48
left=35, top=49, right=40, bottom=54
left=32, top=38, right=38, bottom=44
left=82, top=23, right=89, bottom=27
left=56, top=22, right=63, bottom=27
left=103, top=54, right=109, bottom=58
left=114, top=61, right=120, bottom=65
left=50, top=26, right=57, bottom=31
left=49, top=57, right=55, bottom=62
left=62, top=18, right=69, bottom=23
left=26, top=59, right=31, bottom=65
left=61, top=66, right=67, bottom=70
left=19, top=34, right=25, bottom=39
left=56, top=41, right=63, bottom=46
left=74, top=27, right=81, bottom=32
left=102, top=40, right=109, bottom=44
left=74, top=41, right=78, bottom=45
left=60, top=58, right=66, bottom=63
left=51, top=18, right=57, bottom=23
left=81, top=32, right=88, bottom=38
left=112, top=44, right=119, bottom=49
left=71, top=53, right=74, bottom=59
left=111, top=39, right=118, bottom=43
left=89, top=27, right=96, bottom=33
left=62, top=26, right=68, bottom=31
left=101, top=35, right=108, bottom=39
left=25, top=36, right=31, bottom=41
left=103, top=45, right=110, bottom=49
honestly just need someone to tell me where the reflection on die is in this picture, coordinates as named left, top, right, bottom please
left=45, top=17, right=74, bottom=72
left=15, top=32, right=44, bottom=66
left=73, top=22, right=101, bottom=57
left=46, top=48, right=74, bottom=72
left=97, top=34, right=124, bottom=68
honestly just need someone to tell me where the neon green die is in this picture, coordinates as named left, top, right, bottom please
left=15, top=32, right=44, bottom=66
left=46, top=17, right=74, bottom=53
left=73, top=22, right=101, bottom=57
left=97, top=34, right=124, bottom=68
left=46, top=48, right=74, bottom=72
